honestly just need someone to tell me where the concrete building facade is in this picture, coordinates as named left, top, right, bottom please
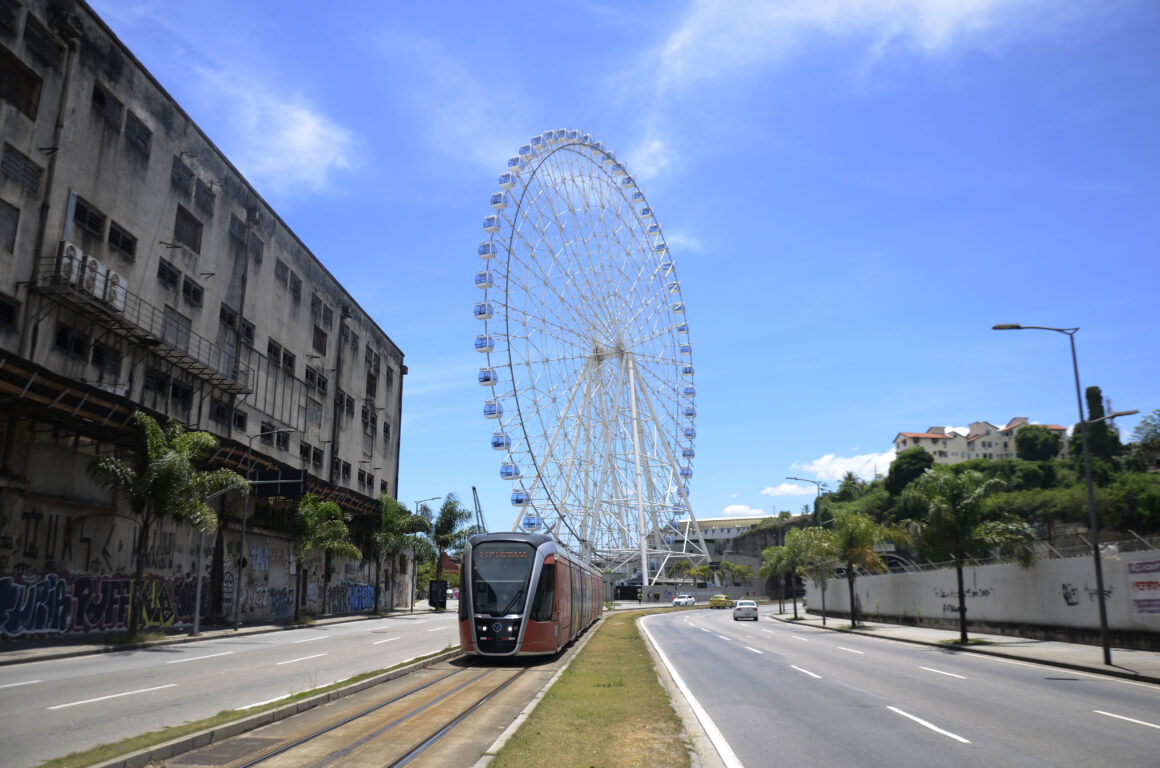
left=0, top=0, right=407, bottom=637
left=893, top=418, right=1068, bottom=464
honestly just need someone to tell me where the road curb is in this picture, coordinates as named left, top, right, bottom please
left=767, top=614, right=1160, bottom=687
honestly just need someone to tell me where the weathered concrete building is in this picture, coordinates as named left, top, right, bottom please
left=0, top=0, right=407, bottom=637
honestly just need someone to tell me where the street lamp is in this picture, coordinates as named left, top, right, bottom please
left=787, top=476, right=829, bottom=626
left=235, top=426, right=295, bottom=630
left=411, top=496, right=440, bottom=613
left=992, top=323, right=1135, bottom=665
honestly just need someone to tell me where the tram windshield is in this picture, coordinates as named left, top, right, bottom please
left=471, top=541, right=536, bottom=616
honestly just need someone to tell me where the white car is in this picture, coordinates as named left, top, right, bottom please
left=672, top=593, right=696, bottom=606
left=732, top=599, right=758, bottom=621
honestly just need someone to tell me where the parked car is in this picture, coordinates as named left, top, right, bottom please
left=709, top=594, right=733, bottom=609
left=672, top=593, right=696, bottom=606
left=732, top=599, right=758, bottom=621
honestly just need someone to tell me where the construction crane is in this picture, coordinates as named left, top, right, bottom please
left=472, top=486, right=488, bottom=533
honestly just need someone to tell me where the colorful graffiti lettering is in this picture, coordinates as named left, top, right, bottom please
left=0, top=574, right=74, bottom=636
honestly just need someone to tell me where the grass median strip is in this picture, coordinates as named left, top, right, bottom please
left=489, top=610, right=691, bottom=768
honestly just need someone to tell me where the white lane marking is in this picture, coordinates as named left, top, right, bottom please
left=0, top=680, right=40, bottom=689
left=293, top=635, right=329, bottom=644
left=790, top=635, right=810, bottom=642
left=427, top=627, right=446, bottom=632
left=838, top=646, right=864, bottom=655
left=48, top=684, right=177, bottom=710
left=1094, top=710, right=1160, bottom=730
left=887, top=706, right=971, bottom=743
left=920, top=666, right=966, bottom=680
left=699, top=627, right=712, bottom=633
left=638, top=618, right=744, bottom=768
left=167, top=651, right=234, bottom=664
left=762, top=629, right=775, bottom=635
left=276, top=653, right=327, bottom=666
left=745, top=646, right=763, bottom=655
left=790, top=665, right=821, bottom=679
left=717, top=635, right=730, bottom=641
left=372, top=637, right=399, bottom=645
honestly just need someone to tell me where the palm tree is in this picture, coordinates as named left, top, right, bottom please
left=829, top=509, right=906, bottom=629
left=293, top=494, right=361, bottom=622
left=373, top=496, right=431, bottom=610
left=904, top=468, right=1033, bottom=643
left=430, top=493, right=477, bottom=583
left=87, top=411, right=246, bottom=638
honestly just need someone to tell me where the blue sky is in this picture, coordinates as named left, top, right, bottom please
left=90, top=0, right=1159, bottom=531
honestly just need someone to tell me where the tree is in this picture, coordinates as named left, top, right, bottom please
left=835, top=471, right=866, bottom=502
left=430, top=493, right=477, bottom=583
left=1070, top=385, right=1122, bottom=461
left=829, top=510, right=905, bottom=629
left=720, top=560, right=752, bottom=586
left=1132, top=409, right=1160, bottom=449
left=88, top=412, right=246, bottom=638
left=373, top=496, right=431, bottom=611
left=885, top=446, right=934, bottom=496
left=1015, top=425, right=1062, bottom=462
left=293, top=494, right=361, bottom=622
left=904, top=468, right=1034, bottom=643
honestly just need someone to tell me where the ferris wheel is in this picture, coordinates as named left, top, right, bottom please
left=472, top=129, right=709, bottom=586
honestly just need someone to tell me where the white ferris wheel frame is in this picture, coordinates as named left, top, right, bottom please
left=473, top=129, right=709, bottom=586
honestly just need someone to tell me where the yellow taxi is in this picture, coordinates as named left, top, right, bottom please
left=709, top=594, right=733, bottom=609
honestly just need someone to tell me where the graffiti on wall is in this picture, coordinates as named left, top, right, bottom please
left=0, top=573, right=211, bottom=638
left=327, top=583, right=375, bottom=614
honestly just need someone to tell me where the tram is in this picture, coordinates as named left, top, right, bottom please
left=459, top=532, right=603, bottom=656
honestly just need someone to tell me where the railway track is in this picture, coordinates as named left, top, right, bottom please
left=168, top=658, right=541, bottom=768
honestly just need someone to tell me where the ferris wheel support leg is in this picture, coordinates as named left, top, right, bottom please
left=633, top=362, right=710, bottom=564
left=627, top=357, right=651, bottom=587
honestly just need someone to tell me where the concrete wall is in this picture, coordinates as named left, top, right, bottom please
left=804, top=550, right=1160, bottom=644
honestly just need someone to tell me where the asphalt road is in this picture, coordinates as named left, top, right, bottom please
left=642, top=610, right=1160, bottom=768
left=0, top=612, right=460, bottom=767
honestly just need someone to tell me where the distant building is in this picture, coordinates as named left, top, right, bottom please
left=893, top=418, right=1067, bottom=464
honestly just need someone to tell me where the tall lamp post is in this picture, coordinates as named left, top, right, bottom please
left=412, top=496, right=440, bottom=613
left=235, top=426, right=295, bottom=630
left=992, top=323, right=1136, bottom=665
left=787, top=476, right=829, bottom=626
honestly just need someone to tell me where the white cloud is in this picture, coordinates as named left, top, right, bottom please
left=721, top=504, right=766, bottom=517
left=790, top=448, right=897, bottom=482
left=761, top=482, right=818, bottom=497
left=626, top=136, right=675, bottom=181
left=194, top=66, right=362, bottom=197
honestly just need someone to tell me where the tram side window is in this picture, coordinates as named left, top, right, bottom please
left=531, top=563, right=555, bottom=620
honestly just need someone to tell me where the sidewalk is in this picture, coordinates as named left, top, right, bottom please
left=766, top=607, right=1160, bottom=686
left=0, top=606, right=443, bottom=667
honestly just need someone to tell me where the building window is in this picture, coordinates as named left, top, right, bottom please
left=0, top=295, right=17, bottom=332
left=383, top=420, right=391, bottom=444
left=322, top=305, right=333, bottom=328
left=341, top=461, right=351, bottom=480
left=54, top=323, right=87, bottom=359
left=232, top=409, right=247, bottom=431
left=310, top=293, right=322, bottom=318
left=170, top=379, right=193, bottom=411
left=73, top=196, right=106, bottom=238
left=307, top=397, right=322, bottom=426
left=260, top=421, right=275, bottom=445
left=313, top=325, right=327, bottom=355
left=23, top=15, right=61, bottom=68
left=195, top=179, right=215, bottom=216
left=162, top=306, right=191, bottom=352
left=281, top=349, right=295, bottom=376
left=0, top=44, right=42, bottom=119
left=275, top=430, right=290, bottom=451
left=90, top=341, right=121, bottom=377
left=312, top=447, right=323, bottom=468
left=366, top=370, right=377, bottom=399
left=181, top=276, right=203, bottom=308
left=144, top=367, right=169, bottom=397
left=170, top=156, right=193, bottom=195
left=239, top=318, right=254, bottom=347
left=157, top=258, right=179, bottom=290
left=124, top=111, right=151, bottom=155
left=316, top=373, right=328, bottom=396
left=345, top=394, right=354, bottom=418
left=380, top=480, right=388, bottom=495
left=174, top=205, right=202, bottom=253
left=107, top=221, right=137, bottom=261
left=267, top=339, right=282, bottom=368
left=91, top=82, right=122, bottom=126
left=289, top=272, right=302, bottom=302
left=219, top=303, right=237, bottom=330
left=274, top=258, right=289, bottom=286
left=0, top=198, right=17, bottom=253
left=209, top=398, right=229, bottom=424
left=229, top=214, right=246, bottom=243
left=299, top=441, right=312, bottom=461
left=2, top=143, right=43, bottom=194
